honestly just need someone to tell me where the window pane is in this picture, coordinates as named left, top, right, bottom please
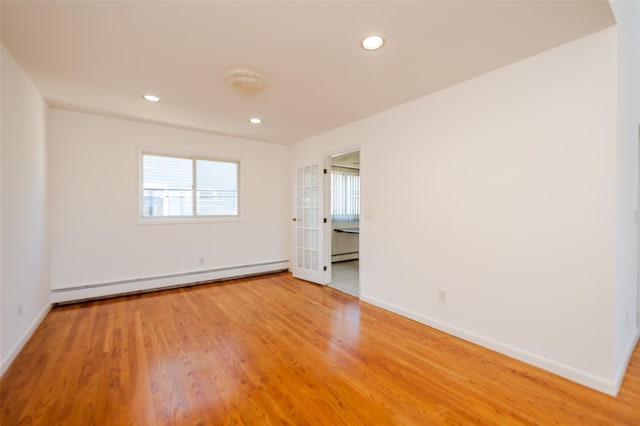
left=142, top=155, right=193, bottom=217
left=196, top=160, right=238, bottom=216
left=331, top=167, right=360, bottom=224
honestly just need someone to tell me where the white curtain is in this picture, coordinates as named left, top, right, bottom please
left=331, top=167, right=360, bottom=224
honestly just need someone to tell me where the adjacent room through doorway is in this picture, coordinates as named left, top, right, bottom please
left=329, top=151, right=360, bottom=296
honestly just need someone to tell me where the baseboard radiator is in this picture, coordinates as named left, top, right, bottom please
left=332, top=251, right=359, bottom=263
left=51, top=260, right=289, bottom=304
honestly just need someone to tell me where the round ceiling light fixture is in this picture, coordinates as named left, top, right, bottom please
left=361, top=35, right=385, bottom=51
left=143, top=94, right=161, bottom=102
left=249, top=117, right=262, bottom=124
left=223, top=68, right=268, bottom=96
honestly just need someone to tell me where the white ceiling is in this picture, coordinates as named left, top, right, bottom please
left=1, top=1, right=615, bottom=145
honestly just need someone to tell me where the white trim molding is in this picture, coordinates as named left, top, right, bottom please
left=360, top=294, right=624, bottom=396
left=613, top=331, right=640, bottom=394
left=1, top=304, right=51, bottom=377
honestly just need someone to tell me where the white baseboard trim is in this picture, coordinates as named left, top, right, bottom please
left=51, top=260, right=289, bottom=304
left=613, top=330, right=640, bottom=395
left=360, top=294, right=619, bottom=396
left=1, top=303, right=51, bottom=377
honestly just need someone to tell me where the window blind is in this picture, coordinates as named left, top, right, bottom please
left=331, top=167, right=360, bottom=224
left=196, top=160, right=238, bottom=216
left=142, top=153, right=239, bottom=218
left=142, top=155, right=193, bottom=217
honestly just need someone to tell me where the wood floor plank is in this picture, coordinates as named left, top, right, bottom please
left=1, top=272, right=639, bottom=425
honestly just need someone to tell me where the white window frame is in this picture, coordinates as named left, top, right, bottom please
left=138, top=150, right=242, bottom=224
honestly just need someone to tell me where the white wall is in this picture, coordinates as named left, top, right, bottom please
left=1, top=45, right=51, bottom=374
left=291, top=28, right=621, bottom=394
left=49, top=109, right=289, bottom=300
left=611, top=0, right=640, bottom=389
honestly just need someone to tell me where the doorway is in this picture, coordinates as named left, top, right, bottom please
left=328, top=150, right=360, bottom=296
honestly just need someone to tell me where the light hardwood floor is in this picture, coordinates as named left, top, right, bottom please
left=1, top=272, right=639, bottom=425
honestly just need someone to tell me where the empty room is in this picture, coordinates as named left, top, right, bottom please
left=1, top=1, right=639, bottom=424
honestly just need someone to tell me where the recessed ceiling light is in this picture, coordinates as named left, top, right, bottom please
left=249, top=117, right=262, bottom=125
left=143, top=94, right=161, bottom=102
left=361, top=35, right=384, bottom=51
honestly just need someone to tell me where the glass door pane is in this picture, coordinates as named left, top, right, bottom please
left=292, top=162, right=325, bottom=284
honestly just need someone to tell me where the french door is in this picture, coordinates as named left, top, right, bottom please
left=292, top=161, right=328, bottom=284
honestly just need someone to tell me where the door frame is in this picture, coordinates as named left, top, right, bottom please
left=324, top=146, right=361, bottom=288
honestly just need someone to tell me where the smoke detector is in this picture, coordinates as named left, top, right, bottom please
left=223, top=68, right=268, bottom=96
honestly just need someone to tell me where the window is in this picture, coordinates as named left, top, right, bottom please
left=331, top=167, right=360, bottom=224
left=142, top=153, right=239, bottom=219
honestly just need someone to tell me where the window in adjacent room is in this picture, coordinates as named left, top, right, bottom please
left=331, top=167, right=360, bottom=225
left=141, top=153, right=239, bottom=219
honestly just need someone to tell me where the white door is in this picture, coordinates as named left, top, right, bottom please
left=292, top=162, right=327, bottom=284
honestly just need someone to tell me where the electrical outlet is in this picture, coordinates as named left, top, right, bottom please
left=17, top=302, right=22, bottom=316
left=438, top=289, right=448, bottom=304
left=199, top=257, right=204, bottom=266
